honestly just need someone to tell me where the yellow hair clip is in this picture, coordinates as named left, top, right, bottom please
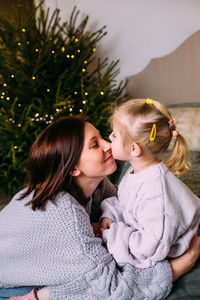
left=146, top=98, right=153, bottom=104
left=149, top=123, right=156, bottom=141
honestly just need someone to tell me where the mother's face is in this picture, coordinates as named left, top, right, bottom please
left=75, top=122, right=117, bottom=179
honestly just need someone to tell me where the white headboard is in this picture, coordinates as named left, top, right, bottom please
left=126, top=31, right=200, bottom=106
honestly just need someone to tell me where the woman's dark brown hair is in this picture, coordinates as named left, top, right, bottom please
left=19, top=116, right=88, bottom=210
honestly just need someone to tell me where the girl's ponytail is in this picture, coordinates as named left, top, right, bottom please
left=164, top=132, right=191, bottom=176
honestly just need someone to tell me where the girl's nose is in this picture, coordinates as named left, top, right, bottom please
left=109, top=133, right=112, bottom=141
left=102, top=139, right=111, bottom=152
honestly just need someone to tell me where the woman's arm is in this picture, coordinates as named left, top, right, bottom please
left=8, top=199, right=200, bottom=300
left=46, top=203, right=173, bottom=300
left=170, top=233, right=200, bottom=282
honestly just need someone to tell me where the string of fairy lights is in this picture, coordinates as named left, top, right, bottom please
left=0, top=27, right=106, bottom=152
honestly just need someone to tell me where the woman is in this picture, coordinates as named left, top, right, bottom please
left=0, top=116, right=200, bottom=300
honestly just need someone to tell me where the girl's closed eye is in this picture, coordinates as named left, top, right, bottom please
left=111, top=132, right=116, bottom=138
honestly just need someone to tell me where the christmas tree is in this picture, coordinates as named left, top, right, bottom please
left=0, top=2, right=126, bottom=198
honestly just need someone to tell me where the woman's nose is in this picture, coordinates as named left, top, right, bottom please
left=102, top=140, right=111, bottom=152
left=109, top=133, right=112, bottom=141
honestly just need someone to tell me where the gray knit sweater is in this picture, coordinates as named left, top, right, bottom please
left=0, top=178, right=172, bottom=300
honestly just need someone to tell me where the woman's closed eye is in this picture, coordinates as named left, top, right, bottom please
left=90, top=141, right=99, bottom=149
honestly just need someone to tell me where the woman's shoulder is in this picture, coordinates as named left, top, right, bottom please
left=3, top=189, right=86, bottom=216
left=52, top=191, right=88, bottom=218
left=55, top=191, right=84, bottom=208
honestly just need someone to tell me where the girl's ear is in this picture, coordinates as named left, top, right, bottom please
left=69, top=168, right=81, bottom=177
left=130, top=143, right=142, bottom=157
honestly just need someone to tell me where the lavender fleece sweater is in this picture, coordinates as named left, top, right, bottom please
left=101, top=163, right=200, bottom=268
left=0, top=178, right=172, bottom=299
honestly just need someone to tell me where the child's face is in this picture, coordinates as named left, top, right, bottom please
left=109, top=126, right=130, bottom=161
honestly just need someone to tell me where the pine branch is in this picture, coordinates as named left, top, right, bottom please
left=0, top=3, right=126, bottom=197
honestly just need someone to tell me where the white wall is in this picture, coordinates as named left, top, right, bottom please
left=43, top=0, right=200, bottom=83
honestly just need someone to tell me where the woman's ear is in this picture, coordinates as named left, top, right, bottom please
left=130, top=143, right=142, bottom=157
left=69, top=168, right=81, bottom=177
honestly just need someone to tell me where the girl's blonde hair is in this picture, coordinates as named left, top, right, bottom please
left=110, top=98, right=191, bottom=176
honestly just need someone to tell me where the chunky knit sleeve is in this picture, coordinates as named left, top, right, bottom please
left=48, top=196, right=172, bottom=300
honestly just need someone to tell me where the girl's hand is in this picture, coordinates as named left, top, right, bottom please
left=100, top=217, right=113, bottom=233
left=170, top=234, right=200, bottom=282
left=91, top=222, right=101, bottom=237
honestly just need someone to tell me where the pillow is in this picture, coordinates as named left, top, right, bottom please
left=167, top=104, right=200, bottom=151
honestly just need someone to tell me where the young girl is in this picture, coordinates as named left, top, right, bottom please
left=100, top=98, right=200, bottom=268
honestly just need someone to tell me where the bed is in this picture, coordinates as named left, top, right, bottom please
left=114, top=30, right=200, bottom=299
